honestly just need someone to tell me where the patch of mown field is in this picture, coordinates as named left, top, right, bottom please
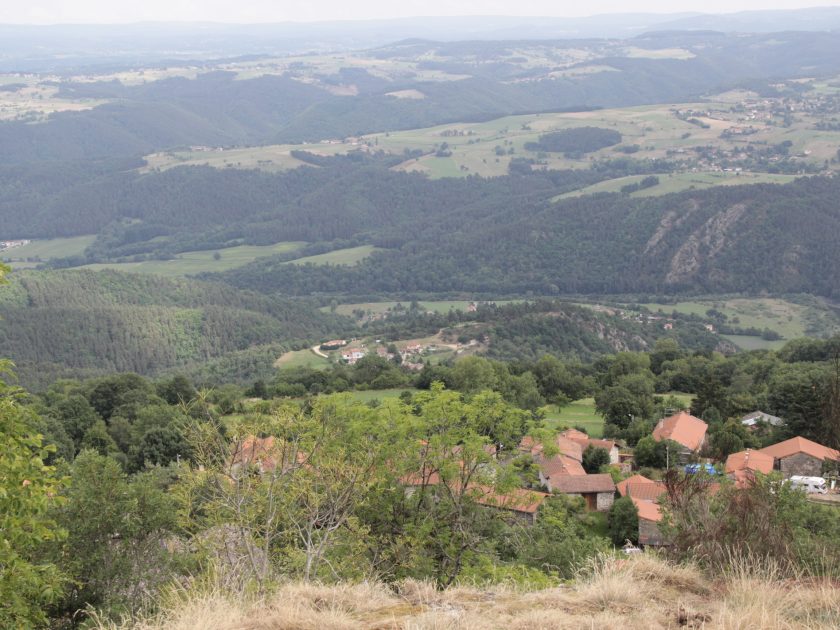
left=285, top=245, right=379, bottom=266
left=720, top=334, right=787, bottom=351
left=274, top=349, right=331, bottom=370
left=142, top=142, right=349, bottom=173
left=555, top=171, right=799, bottom=200
left=79, top=242, right=307, bottom=277
left=543, top=398, right=605, bottom=437
left=332, top=388, right=418, bottom=404
left=2, top=235, right=97, bottom=267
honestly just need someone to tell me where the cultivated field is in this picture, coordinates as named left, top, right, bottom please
left=0, top=83, right=107, bottom=122
left=2, top=235, right=97, bottom=267
left=556, top=171, right=799, bottom=200
left=273, top=348, right=331, bottom=370
left=287, top=245, right=380, bottom=266
left=543, top=398, right=606, bottom=437
left=544, top=392, right=693, bottom=438
left=79, top=242, right=307, bottom=277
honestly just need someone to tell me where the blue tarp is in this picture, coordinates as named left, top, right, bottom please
left=684, top=463, right=716, bottom=475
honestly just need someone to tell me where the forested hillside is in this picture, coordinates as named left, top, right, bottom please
left=218, top=175, right=840, bottom=298
left=5, top=152, right=839, bottom=299
left=0, top=270, right=349, bottom=388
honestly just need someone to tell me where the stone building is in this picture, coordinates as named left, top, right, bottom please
left=759, top=436, right=840, bottom=478
left=547, top=474, right=616, bottom=511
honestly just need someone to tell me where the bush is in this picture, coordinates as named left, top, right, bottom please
left=608, top=496, right=639, bottom=545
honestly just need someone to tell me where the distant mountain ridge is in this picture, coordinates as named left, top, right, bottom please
left=3, top=8, right=840, bottom=70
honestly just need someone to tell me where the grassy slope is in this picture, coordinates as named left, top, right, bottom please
left=327, top=300, right=524, bottom=316
left=643, top=297, right=813, bottom=350
left=286, top=245, right=379, bottom=266
left=273, top=348, right=331, bottom=370
left=2, top=235, right=96, bottom=267
left=134, top=82, right=840, bottom=180
left=555, top=172, right=799, bottom=200
left=79, top=242, right=306, bottom=277
left=94, top=553, right=840, bottom=630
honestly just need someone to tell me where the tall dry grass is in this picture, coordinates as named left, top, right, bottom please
left=92, top=553, right=840, bottom=629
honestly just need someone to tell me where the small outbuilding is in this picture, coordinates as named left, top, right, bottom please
left=547, top=473, right=616, bottom=511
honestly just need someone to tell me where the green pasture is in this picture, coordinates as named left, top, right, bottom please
left=556, top=172, right=799, bottom=201
left=2, top=236, right=97, bottom=267
left=286, top=245, right=379, bottom=266
left=79, top=241, right=306, bottom=277
left=543, top=398, right=605, bottom=437
left=641, top=297, right=809, bottom=342
left=274, top=349, right=331, bottom=370
left=326, top=299, right=523, bottom=317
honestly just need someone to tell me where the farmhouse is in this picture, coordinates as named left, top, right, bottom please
left=340, top=349, right=366, bottom=365
left=652, top=411, right=708, bottom=461
left=560, top=429, right=619, bottom=464
left=724, top=449, right=774, bottom=475
left=538, top=454, right=586, bottom=491
left=470, top=486, right=549, bottom=525
left=401, top=471, right=548, bottom=525
left=546, top=474, right=616, bottom=511
left=740, top=410, right=784, bottom=429
left=520, top=434, right=584, bottom=462
left=617, top=474, right=659, bottom=497
left=230, top=436, right=306, bottom=475
left=759, top=436, right=840, bottom=478
left=632, top=498, right=666, bottom=546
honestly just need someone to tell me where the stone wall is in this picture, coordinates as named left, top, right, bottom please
left=596, top=491, right=614, bottom=512
left=779, top=453, right=822, bottom=478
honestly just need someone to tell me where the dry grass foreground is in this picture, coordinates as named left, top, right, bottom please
left=95, top=554, right=840, bottom=630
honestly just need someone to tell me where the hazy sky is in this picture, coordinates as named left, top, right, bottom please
left=4, top=1, right=840, bottom=24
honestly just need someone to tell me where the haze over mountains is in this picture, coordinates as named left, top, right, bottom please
left=4, top=7, right=840, bottom=70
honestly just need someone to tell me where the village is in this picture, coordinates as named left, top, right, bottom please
left=232, top=400, right=839, bottom=550
left=0, top=238, right=31, bottom=251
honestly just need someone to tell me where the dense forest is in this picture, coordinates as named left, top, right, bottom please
left=218, top=174, right=840, bottom=298
left=0, top=272, right=725, bottom=388
left=0, top=270, right=350, bottom=388
left=4, top=154, right=839, bottom=299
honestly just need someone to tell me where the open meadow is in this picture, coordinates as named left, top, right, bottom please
left=2, top=235, right=97, bottom=268
left=75, top=243, right=379, bottom=277
left=79, top=242, right=307, bottom=277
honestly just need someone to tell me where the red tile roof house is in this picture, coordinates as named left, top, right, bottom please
left=725, top=449, right=774, bottom=475
left=632, top=497, right=666, bottom=546
left=544, top=473, right=616, bottom=511
left=537, top=454, right=586, bottom=491
left=759, top=437, right=840, bottom=478
left=559, top=429, right=620, bottom=465
left=401, top=470, right=549, bottom=525
left=617, top=474, right=669, bottom=546
left=652, top=411, right=708, bottom=462
left=229, top=436, right=307, bottom=476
